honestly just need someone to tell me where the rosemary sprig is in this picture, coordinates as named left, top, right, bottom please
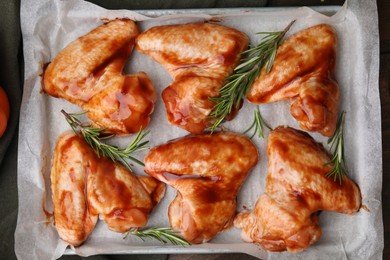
left=209, top=20, right=295, bottom=132
left=61, top=109, right=149, bottom=171
left=325, top=111, right=347, bottom=184
left=243, top=106, right=271, bottom=139
left=124, top=227, right=190, bottom=246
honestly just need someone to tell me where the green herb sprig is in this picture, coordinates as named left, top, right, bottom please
left=325, top=111, right=347, bottom=184
left=124, top=227, right=190, bottom=246
left=243, top=106, right=272, bottom=139
left=61, top=109, right=149, bottom=171
left=209, top=20, right=295, bottom=132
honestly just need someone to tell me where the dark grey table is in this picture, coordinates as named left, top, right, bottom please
left=9, top=1, right=390, bottom=260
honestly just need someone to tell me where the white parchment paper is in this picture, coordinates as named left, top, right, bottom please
left=15, top=0, right=382, bottom=259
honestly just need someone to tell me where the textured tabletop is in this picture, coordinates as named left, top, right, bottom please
left=2, top=0, right=388, bottom=259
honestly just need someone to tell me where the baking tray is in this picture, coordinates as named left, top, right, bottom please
left=135, top=6, right=341, bottom=17
left=16, top=1, right=383, bottom=259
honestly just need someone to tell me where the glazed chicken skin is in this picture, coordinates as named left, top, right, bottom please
left=51, top=132, right=165, bottom=246
left=247, top=24, right=339, bottom=136
left=234, top=127, right=361, bottom=253
left=43, top=19, right=157, bottom=135
left=50, top=132, right=98, bottom=246
left=136, top=23, right=248, bottom=134
left=144, top=132, right=258, bottom=243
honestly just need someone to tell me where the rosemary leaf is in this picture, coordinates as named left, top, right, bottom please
left=124, top=227, right=191, bottom=246
left=325, top=111, right=347, bottom=184
left=243, top=106, right=271, bottom=139
left=61, top=109, right=149, bottom=171
left=209, top=20, right=295, bottom=132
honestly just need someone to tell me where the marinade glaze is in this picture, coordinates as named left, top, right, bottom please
left=136, top=23, right=249, bottom=134
left=50, top=132, right=165, bottom=246
left=43, top=19, right=157, bottom=135
left=234, top=127, right=361, bottom=252
left=144, top=132, right=258, bottom=243
left=247, top=24, right=339, bottom=136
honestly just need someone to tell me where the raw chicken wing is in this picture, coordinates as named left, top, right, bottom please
left=50, top=132, right=98, bottom=246
left=136, top=23, right=248, bottom=134
left=234, top=126, right=361, bottom=252
left=51, top=132, right=165, bottom=246
left=247, top=24, right=339, bottom=136
left=144, top=132, right=258, bottom=243
left=43, top=19, right=157, bottom=135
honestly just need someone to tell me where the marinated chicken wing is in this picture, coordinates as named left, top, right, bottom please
left=43, top=19, right=157, bottom=135
left=144, top=132, right=258, bottom=243
left=234, top=127, right=361, bottom=252
left=247, top=24, right=339, bottom=136
left=86, top=155, right=165, bottom=233
left=50, top=132, right=98, bottom=246
left=136, top=23, right=248, bottom=134
left=83, top=72, right=156, bottom=134
left=51, top=132, right=165, bottom=246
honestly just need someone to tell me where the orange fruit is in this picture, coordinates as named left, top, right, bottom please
left=0, top=86, right=10, bottom=137
left=0, top=109, right=7, bottom=137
